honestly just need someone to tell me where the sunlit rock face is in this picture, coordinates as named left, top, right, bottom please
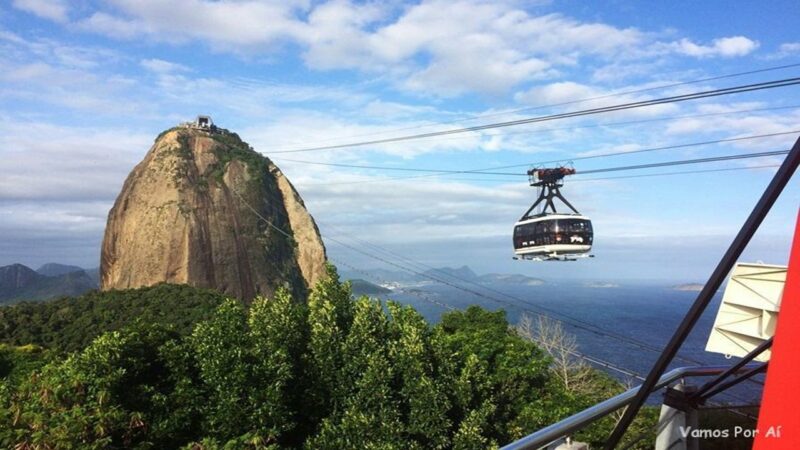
left=100, top=126, right=327, bottom=301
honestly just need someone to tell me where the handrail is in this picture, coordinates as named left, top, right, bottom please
left=501, top=364, right=761, bottom=450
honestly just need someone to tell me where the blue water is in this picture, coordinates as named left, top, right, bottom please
left=378, top=281, right=763, bottom=404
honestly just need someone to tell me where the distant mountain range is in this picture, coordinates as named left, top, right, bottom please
left=342, top=265, right=545, bottom=288
left=0, top=262, right=554, bottom=305
left=0, top=263, right=98, bottom=304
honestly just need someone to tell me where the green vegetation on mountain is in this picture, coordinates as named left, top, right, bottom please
left=0, top=283, right=227, bottom=353
left=0, top=267, right=655, bottom=449
left=348, top=278, right=392, bottom=295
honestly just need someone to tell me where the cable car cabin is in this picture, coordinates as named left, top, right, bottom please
left=513, top=214, right=593, bottom=260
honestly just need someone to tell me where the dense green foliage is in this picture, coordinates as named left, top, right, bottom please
left=208, top=131, right=269, bottom=184
left=0, top=344, right=51, bottom=385
left=0, top=268, right=657, bottom=449
left=0, top=283, right=227, bottom=353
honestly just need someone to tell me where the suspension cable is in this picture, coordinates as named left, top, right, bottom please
left=270, top=63, right=800, bottom=148
left=272, top=130, right=799, bottom=175
left=268, top=77, right=800, bottom=153
left=229, top=163, right=765, bottom=404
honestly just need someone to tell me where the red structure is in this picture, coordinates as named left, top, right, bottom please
left=755, top=209, right=800, bottom=449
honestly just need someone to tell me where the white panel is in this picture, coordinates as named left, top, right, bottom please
left=705, top=263, right=786, bottom=362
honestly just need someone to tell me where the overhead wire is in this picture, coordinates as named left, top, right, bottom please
left=229, top=178, right=762, bottom=403
left=268, top=77, right=800, bottom=153
left=274, top=104, right=800, bottom=151
left=322, top=225, right=763, bottom=403
left=324, top=231, right=761, bottom=404
left=570, top=164, right=781, bottom=183
left=234, top=175, right=659, bottom=370
left=577, top=149, right=790, bottom=175
left=270, top=62, right=800, bottom=148
left=332, top=256, right=646, bottom=380
left=287, top=148, right=792, bottom=188
left=322, top=223, right=709, bottom=367
left=273, top=130, right=799, bottom=175
left=232, top=183, right=649, bottom=380
left=296, top=149, right=791, bottom=380
left=225, top=77, right=788, bottom=401
left=424, top=104, right=800, bottom=144
left=296, top=163, right=782, bottom=187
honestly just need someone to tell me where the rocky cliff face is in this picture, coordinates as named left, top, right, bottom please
left=100, top=127, right=327, bottom=301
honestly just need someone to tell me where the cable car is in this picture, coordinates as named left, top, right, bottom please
left=513, top=167, right=593, bottom=261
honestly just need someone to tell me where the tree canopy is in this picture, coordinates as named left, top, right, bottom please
left=0, top=266, right=655, bottom=449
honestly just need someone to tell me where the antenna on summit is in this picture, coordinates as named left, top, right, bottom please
left=180, top=115, right=218, bottom=133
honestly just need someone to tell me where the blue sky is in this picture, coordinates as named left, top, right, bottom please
left=1, top=0, right=799, bottom=282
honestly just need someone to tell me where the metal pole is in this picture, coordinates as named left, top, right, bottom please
left=690, top=337, right=771, bottom=399
left=501, top=365, right=759, bottom=450
left=604, top=135, right=800, bottom=449
left=698, top=363, right=768, bottom=402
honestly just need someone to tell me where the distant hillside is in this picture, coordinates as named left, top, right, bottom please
left=0, top=283, right=228, bottom=353
left=424, top=265, right=478, bottom=280
left=85, top=267, right=101, bottom=286
left=0, top=263, right=97, bottom=304
left=479, top=273, right=544, bottom=285
left=36, top=263, right=86, bottom=277
left=673, top=283, right=704, bottom=291
left=344, top=266, right=546, bottom=287
left=349, top=279, right=392, bottom=296
left=585, top=281, right=620, bottom=288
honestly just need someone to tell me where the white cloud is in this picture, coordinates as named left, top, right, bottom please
left=0, top=30, right=26, bottom=44
left=0, top=62, right=54, bottom=82
left=765, top=42, right=800, bottom=60
left=673, top=36, right=759, bottom=58
left=34, top=0, right=762, bottom=98
left=0, top=119, right=151, bottom=202
left=80, top=12, right=153, bottom=40
left=140, top=58, right=190, bottom=74
left=11, top=0, right=68, bottom=23
left=73, top=0, right=645, bottom=96
left=778, top=42, right=800, bottom=54
left=663, top=104, right=800, bottom=148
left=513, top=81, right=679, bottom=117
left=302, top=1, right=643, bottom=95
left=0, top=29, right=369, bottom=118
left=80, top=0, right=308, bottom=47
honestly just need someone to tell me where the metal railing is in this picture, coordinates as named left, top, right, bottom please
left=501, top=364, right=761, bottom=450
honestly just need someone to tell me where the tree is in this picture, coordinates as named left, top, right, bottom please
left=0, top=326, right=193, bottom=450
left=247, top=289, right=306, bottom=442
left=307, top=352, right=404, bottom=450
left=436, top=306, right=560, bottom=444
left=515, top=314, right=593, bottom=394
left=305, top=265, right=354, bottom=423
left=0, top=266, right=656, bottom=449
left=191, top=299, right=252, bottom=440
left=387, top=302, right=451, bottom=449
left=515, top=314, right=658, bottom=449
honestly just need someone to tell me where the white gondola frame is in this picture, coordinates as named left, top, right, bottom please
left=513, top=213, right=593, bottom=260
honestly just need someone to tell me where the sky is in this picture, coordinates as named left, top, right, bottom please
left=1, top=0, right=799, bottom=282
